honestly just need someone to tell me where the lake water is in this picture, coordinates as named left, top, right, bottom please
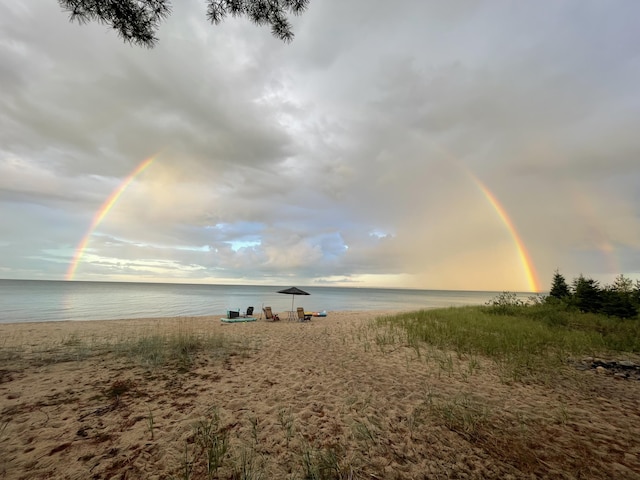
left=0, top=279, right=512, bottom=323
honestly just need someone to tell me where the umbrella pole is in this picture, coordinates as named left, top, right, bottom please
left=291, top=295, right=294, bottom=320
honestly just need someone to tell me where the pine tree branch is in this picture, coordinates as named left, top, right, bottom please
left=59, top=0, right=310, bottom=47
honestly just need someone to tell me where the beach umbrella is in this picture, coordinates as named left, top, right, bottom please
left=277, top=286, right=310, bottom=312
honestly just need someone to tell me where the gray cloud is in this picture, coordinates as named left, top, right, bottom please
left=1, top=0, right=639, bottom=291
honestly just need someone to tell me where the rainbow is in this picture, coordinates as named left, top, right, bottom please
left=423, top=143, right=540, bottom=292
left=468, top=174, right=541, bottom=292
left=66, top=155, right=156, bottom=280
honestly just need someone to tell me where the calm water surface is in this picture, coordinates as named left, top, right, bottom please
left=0, top=279, right=513, bottom=323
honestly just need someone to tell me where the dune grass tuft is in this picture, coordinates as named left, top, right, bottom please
left=111, top=329, right=234, bottom=370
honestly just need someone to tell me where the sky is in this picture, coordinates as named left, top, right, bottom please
left=1, top=1, right=639, bottom=292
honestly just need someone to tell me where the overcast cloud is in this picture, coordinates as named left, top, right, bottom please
left=1, top=0, right=639, bottom=292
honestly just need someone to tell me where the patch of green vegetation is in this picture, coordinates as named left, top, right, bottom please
left=231, top=448, right=265, bottom=480
left=300, top=442, right=346, bottom=480
left=193, top=407, right=230, bottom=478
left=0, top=327, right=241, bottom=373
left=426, top=393, right=490, bottom=441
left=277, top=406, right=295, bottom=447
left=112, top=330, right=234, bottom=369
left=376, top=300, right=640, bottom=383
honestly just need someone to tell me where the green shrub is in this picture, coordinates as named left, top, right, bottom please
left=485, top=291, right=526, bottom=315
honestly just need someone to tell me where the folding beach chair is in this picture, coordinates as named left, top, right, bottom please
left=263, top=306, right=280, bottom=321
left=296, top=307, right=312, bottom=322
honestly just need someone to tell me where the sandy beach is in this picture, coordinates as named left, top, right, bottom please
left=1, top=310, right=640, bottom=479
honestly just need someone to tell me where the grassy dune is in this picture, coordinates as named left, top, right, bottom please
left=376, top=303, right=640, bottom=383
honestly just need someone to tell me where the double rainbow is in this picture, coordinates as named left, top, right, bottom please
left=66, top=152, right=541, bottom=292
left=66, top=155, right=156, bottom=280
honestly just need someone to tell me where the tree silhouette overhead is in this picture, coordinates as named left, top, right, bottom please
left=58, top=0, right=310, bottom=48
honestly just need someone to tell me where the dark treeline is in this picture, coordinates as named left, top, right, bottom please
left=548, top=270, right=639, bottom=319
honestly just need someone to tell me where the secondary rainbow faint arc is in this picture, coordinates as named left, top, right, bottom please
left=66, top=155, right=156, bottom=280
left=471, top=176, right=541, bottom=292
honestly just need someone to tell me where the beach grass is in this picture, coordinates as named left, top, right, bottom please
left=374, top=304, right=640, bottom=383
left=112, top=329, right=234, bottom=369
left=0, top=324, right=245, bottom=374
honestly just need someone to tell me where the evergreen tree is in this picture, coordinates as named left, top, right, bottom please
left=611, top=274, right=634, bottom=294
left=58, top=0, right=310, bottom=47
left=548, top=269, right=570, bottom=300
left=602, top=274, right=638, bottom=319
left=601, top=287, right=638, bottom=319
left=571, top=274, right=602, bottom=314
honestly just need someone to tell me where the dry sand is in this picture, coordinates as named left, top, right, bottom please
left=1, top=310, right=640, bottom=479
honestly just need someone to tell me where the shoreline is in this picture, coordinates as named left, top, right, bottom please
left=0, top=279, right=504, bottom=323
left=0, top=309, right=406, bottom=341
